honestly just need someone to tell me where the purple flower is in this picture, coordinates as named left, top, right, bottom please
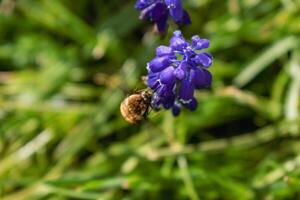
left=147, top=30, right=213, bottom=116
left=135, top=0, right=191, bottom=33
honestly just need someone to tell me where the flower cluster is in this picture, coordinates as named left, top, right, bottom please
left=147, top=30, right=212, bottom=116
left=135, top=0, right=191, bottom=33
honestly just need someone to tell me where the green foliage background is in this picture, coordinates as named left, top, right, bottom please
left=0, top=0, right=300, bottom=199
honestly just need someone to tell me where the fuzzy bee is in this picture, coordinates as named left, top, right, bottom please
left=120, top=89, right=153, bottom=124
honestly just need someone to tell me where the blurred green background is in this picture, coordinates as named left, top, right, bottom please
left=0, top=0, right=300, bottom=199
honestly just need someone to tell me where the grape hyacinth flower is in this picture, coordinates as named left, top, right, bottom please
left=147, top=30, right=213, bottom=116
left=135, top=0, right=191, bottom=33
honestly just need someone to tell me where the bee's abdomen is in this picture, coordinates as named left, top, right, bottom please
left=120, top=95, right=146, bottom=124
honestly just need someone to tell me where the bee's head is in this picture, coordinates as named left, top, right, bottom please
left=140, top=88, right=153, bottom=103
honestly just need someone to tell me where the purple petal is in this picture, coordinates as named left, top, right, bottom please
left=156, top=45, right=174, bottom=57
left=190, top=68, right=212, bottom=88
left=135, top=0, right=153, bottom=9
left=173, top=30, right=182, bottom=37
left=160, top=66, right=176, bottom=85
left=178, top=60, right=188, bottom=71
left=156, top=83, right=175, bottom=96
left=179, top=80, right=194, bottom=100
left=172, top=102, right=181, bottom=116
left=147, top=56, right=171, bottom=72
left=162, top=93, right=175, bottom=109
left=165, top=0, right=184, bottom=22
left=184, top=97, right=198, bottom=111
left=147, top=72, right=160, bottom=89
left=191, top=36, right=210, bottom=50
left=151, top=93, right=162, bottom=110
left=203, top=52, right=213, bottom=59
left=151, top=87, right=176, bottom=110
left=178, top=10, right=191, bottom=25
left=155, top=12, right=168, bottom=33
left=149, top=3, right=167, bottom=21
left=170, top=31, right=188, bottom=51
left=193, top=52, right=213, bottom=67
left=139, top=3, right=156, bottom=20
left=174, top=67, right=185, bottom=80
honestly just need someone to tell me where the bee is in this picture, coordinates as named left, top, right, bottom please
left=120, top=88, right=153, bottom=124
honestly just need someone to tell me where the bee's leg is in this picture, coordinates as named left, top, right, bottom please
left=143, top=105, right=151, bottom=119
